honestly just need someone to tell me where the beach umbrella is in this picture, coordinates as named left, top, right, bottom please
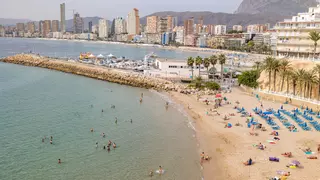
left=291, top=160, right=300, bottom=165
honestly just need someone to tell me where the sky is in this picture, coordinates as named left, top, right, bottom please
left=0, top=0, right=243, bottom=20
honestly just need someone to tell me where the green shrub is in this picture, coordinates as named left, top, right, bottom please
left=205, top=82, right=220, bottom=90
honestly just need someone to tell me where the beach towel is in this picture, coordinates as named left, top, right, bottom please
left=269, top=157, right=280, bottom=162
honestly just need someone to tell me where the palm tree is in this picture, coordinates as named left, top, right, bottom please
left=272, top=59, right=281, bottom=91
left=309, top=31, right=320, bottom=59
left=203, top=57, right=211, bottom=80
left=193, top=76, right=203, bottom=89
left=187, top=57, right=195, bottom=79
left=195, top=56, right=203, bottom=76
left=218, top=54, right=226, bottom=80
left=262, top=56, right=275, bottom=91
left=279, top=59, right=292, bottom=92
left=313, top=64, right=320, bottom=100
left=209, top=55, right=218, bottom=81
left=254, top=61, right=262, bottom=71
left=297, top=69, right=306, bottom=97
left=304, top=71, right=316, bottom=98
left=290, top=70, right=299, bottom=96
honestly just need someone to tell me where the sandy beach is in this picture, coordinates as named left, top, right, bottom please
left=170, top=87, right=320, bottom=180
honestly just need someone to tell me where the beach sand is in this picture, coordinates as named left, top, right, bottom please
left=169, top=87, right=320, bottom=180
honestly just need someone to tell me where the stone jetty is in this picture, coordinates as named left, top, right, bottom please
left=0, top=54, right=189, bottom=92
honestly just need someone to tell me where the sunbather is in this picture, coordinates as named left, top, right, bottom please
left=281, top=152, right=292, bottom=158
left=257, top=143, right=265, bottom=150
left=270, top=131, right=279, bottom=136
left=307, top=156, right=317, bottom=159
left=243, top=158, right=252, bottom=166
left=300, top=147, right=312, bottom=153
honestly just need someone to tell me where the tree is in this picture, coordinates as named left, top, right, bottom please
left=262, top=56, right=275, bottom=91
left=290, top=70, right=299, bottom=95
left=253, top=61, right=262, bottom=71
left=195, top=56, right=203, bottom=76
left=297, top=69, right=306, bottom=97
left=187, top=57, right=194, bottom=79
left=309, top=31, right=320, bottom=59
left=247, top=41, right=255, bottom=52
left=304, top=71, right=316, bottom=98
left=203, top=57, right=211, bottom=80
left=238, top=70, right=259, bottom=88
left=272, top=59, right=281, bottom=91
left=313, top=64, right=320, bottom=100
left=279, top=59, right=291, bottom=92
left=209, top=55, right=218, bottom=81
left=218, top=54, right=226, bottom=81
left=193, top=76, right=203, bottom=89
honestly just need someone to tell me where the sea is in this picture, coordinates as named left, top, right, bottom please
left=0, top=38, right=204, bottom=180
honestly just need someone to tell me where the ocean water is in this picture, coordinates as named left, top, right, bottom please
left=0, top=38, right=201, bottom=180
left=0, top=38, right=209, bottom=60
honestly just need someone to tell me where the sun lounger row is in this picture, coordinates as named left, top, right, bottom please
left=273, top=112, right=295, bottom=131
left=282, top=110, right=311, bottom=131
left=253, top=108, right=280, bottom=130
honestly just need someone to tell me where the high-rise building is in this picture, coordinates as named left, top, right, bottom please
left=39, top=21, right=44, bottom=35
left=43, top=20, right=52, bottom=37
left=233, top=25, right=243, bottom=32
left=214, top=25, right=227, bottom=35
left=27, top=22, right=35, bottom=33
left=167, top=16, right=173, bottom=32
left=60, top=3, right=66, bottom=33
left=127, top=8, right=140, bottom=35
left=198, top=16, right=204, bottom=26
left=88, top=21, right=93, bottom=33
left=146, top=16, right=158, bottom=33
left=16, top=23, right=25, bottom=32
left=172, top=17, right=178, bottom=29
left=247, top=24, right=267, bottom=33
left=73, top=12, right=84, bottom=34
left=158, top=17, right=168, bottom=33
left=183, top=18, right=194, bottom=37
left=99, top=19, right=108, bottom=38
left=52, top=20, right=59, bottom=32
left=115, top=17, right=126, bottom=34
left=110, top=19, right=115, bottom=35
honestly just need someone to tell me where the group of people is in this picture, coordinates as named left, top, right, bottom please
left=102, top=140, right=117, bottom=151
left=41, top=136, right=53, bottom=144
left=200, top=152, right=210, bottom=163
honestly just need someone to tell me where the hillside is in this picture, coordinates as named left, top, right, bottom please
left=0, top=18, right=31, bottom=26
left=140, top=11, right=287, bottom=28
left=235, top=0, right=317, bottom=15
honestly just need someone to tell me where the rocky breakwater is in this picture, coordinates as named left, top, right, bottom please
left=0, top=54, right=186, bottom=91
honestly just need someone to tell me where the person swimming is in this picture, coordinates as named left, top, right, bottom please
left=50, top=136, right=53, bottom=140
left=96, top=142, right=98, bottom=148
left=107, top=146, right=110, bottom=151
left=149, top=170, right=153, bottom=177
left=50, top=140, right=53, bottom=144
left=130, top=119, right=133, bottom=123
left=90, top=128, right=94, bottom=132
left=115, top=118, right=118, bottom=124
left=102, top=109, right=104, bottom=112
left=58, top=159, right=61, bottom=164
left=140, top=98, right=143, bottom=103
left=158, top=166, right=163, bottom=174
left=102, top=133, right=105, bottom=138
left=42, top=138, right=44, bottom=143
left=103, top=145, right=106, bottom=150
left=108, top=140, right=112, bottom=146
left=113, top=142, right=117, bottom=148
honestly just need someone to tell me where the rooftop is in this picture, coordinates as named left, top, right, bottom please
left=156, top=58, right=186, bottom=63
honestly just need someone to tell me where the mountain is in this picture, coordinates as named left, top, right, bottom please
left=235, top=0, right=317, bottom=16
left=140, top=11, right=287, bottom=28
left=0, top=18, right=31, bottom=26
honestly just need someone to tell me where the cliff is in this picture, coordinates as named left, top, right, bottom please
left=235, top=0, right=317, bottom=16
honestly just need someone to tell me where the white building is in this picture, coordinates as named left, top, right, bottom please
left=214, top=25, right=227, bottom=35
left=92, top=25, right=99, bottom=34
left=115, top=17, right=127, bottom=34
left=174, top=26, right=184, bottom=44
left=233, top=25, right=243, bottom=32
left=99, top=19, right=108, bottom=39
left=127, top=8, right=140, bottom=35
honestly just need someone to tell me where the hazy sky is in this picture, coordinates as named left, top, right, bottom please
left=0, top=0, right=243, bottom=20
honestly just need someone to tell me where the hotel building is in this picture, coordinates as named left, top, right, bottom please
left=127, top=8, right=140, bottom=35
left=274, top=4, right=320, bottom=59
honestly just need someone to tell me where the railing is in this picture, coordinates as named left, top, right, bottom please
left=257, top=89, right=320, bottom=105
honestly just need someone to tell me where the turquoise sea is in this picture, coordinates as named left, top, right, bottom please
left=0, top=38, right=202, bottom=180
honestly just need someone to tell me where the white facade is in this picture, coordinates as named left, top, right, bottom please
left=127, top=9, right=140, bottom=35
left=232, top=25, right=243, bottom=32
left=174, top=26, right=184, bottom=44
left=99, top=19, right=108, bottom=38
left=115, top=17, right=127, bottom=34
left=214, top=25, right=227, bottom=35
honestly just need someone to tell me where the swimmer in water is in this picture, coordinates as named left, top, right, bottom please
left=149, top=170, right=153, bottom=177
left=113, top=142, right=116, bottom=148
left=50, top=136, right=53, bottom=140
left=159, top=166, right=163, bottom=174
left=102, top=133, right=105, bottom=138
left=108, top=140, right=112, bottom=146
left=42, top=138, right=44, bottom=143
left=96, top=142, right=98, bottom=148
left=58, top=159, right=61, bottom=164
left=130, top=119, right=133, bottom=123
left=102, top=109, right=104, bottom=112
left=103, top=145, right=106, bottom=150
left=50, top=140, right=53, bottom=144
left=115, top=117, right=118, bottom=124
left=140, top=98, right=143, bottom=103
left=107, top=146, right=110, bottom=151
left=90, top=128, right=94, bottom=132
